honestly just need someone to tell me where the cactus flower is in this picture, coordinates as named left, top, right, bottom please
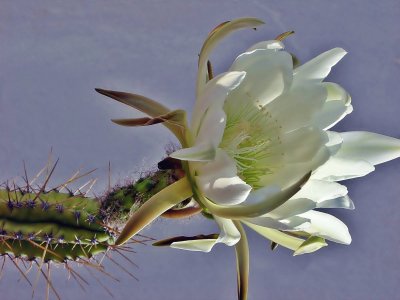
left=97, top=17, right=400, bottom=300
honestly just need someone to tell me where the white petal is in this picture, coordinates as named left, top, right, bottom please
left=170, top=216, right=240, bottom=252
left=170, top=142, right=216, bottom=162
left=204, top=172, right=311, bottom=219
left=266, top=82, right=327, bottom=132
left=194, top=101, right=226, bottom=148
left=259, top=146, right=330, bottom=189
left=196, top=149, right=237, bottom=178
left=318, top=195, right=355, bottom=210
left=294, top=179, right=348, bottom=203
left=336, top=131, right=400, bottom=166
left=313, top=102, right=352, bottom=130
left=294, top=48, right=347, bottom=82
left=195, top=149, right=251, bottom=205
left=266, top=180, right=349, bottom=219
left=266, top=198, right=316, bottom=219
left=279, top=216, right=311, bottom=230
left=312, top=156, right=375, bottom=181
left=242, top=184, right=282, bottom=205
left=243, top=221, right=304, bottom=251
left=244, top=215, right=310, bottom=230
left=228, top=49, right=293, bottom=106
left=244, top=222, right=327, bottom=255
left=325, top=82, right=352, bottom=105
left=326, top=131, right=343, bottom=155
left=214, top=216, right=241, bottom=246
left=191, top=71, right=245, bottom=136
left=313, top=83, right=352, bottom=130
left=245, top=40, right=284, bottom=52
left=196, top=174, right=252, bottom=205
left=279, top=126, right=328, bottom=164
left=298, top=210, right=351, bottom=244
left=170, top=239, right=219, bottom=252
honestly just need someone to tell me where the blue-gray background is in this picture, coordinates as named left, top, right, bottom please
left=0, top=1, right=399, bottom=299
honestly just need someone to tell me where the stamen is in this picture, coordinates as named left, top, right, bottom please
left=220, top=99, right=283, bottom=188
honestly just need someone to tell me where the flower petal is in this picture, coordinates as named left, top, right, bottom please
left=170, top=239, right=219, bottom=252
left=170, top=216, right=240, bottom=252
left=259, top=147, right=330, bottom=189
left=242, top=221, right=304, bottom=251
left=245, top=40, right=284, bottom=52
left=194, top=101, right=226, bottom=148
left=280, top=126, right=329, bottom=164
left=312, top=156, right=375, bottom=181
left=191, top=71, right=246, bottom=137
left=314, top=101, right=353, bottom=131
left=318, top=195, right=355, bottom=210
left=194, top=149, right=251, bottom=206
left=228, top=49, right=293, bottom=106
left=202, top=172, right=311, bottom=219
left=326, top=131, right=343, bottom=155
left=293, top=236, right=328, bottom=256
left=196, top=149, right=237, bottom=178
left=294, top=179, right=348, bottom=203
left=335, top=131, right=400, bottom=166
left=266, top=198, right=316, bottom=220
left=293, top=48, right=347, bottom=82
left=265, top=180, right=350, bottom=220
left=313, top=83, right=352, bottom=130
left=214, top=216, right=242, bottom=246
left=298, top=210, right=352, bottom=244
left=170, top=142, right=216, bottom=162
left=196, top=174, right=252, bottom=206
left=245, top=215, right=310, bottom=230
left=267, top=83, right=327, bottom=133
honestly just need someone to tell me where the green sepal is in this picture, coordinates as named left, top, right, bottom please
left=293, top=236, right=328, bottom=256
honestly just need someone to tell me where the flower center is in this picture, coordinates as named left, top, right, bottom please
left=219, top=98, right=283, bottom=189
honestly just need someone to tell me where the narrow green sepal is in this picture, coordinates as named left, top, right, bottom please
left=293, top=236, right=328, bottom=256
left=152, top=234, right=219, bottom=247
left=95, top=88, right=188, bottom=145
left=115, top=177, right=193, bottom=246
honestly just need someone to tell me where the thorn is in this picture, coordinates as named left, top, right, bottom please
left=85, top=179, right=97, bottom=196
left=85, top=266, right=115, bottom=298
left=114, top=248, right=139, bottom=269
left=22, top=160, right=32, bottom=193
left=32, top=159, right=60, bottom=202
left=8, top=255, right=32, bottom=287
left=108, top=161, right=112, bottom=192
left=33, top=260, right=61, bottom=300
left=107, top=254, right=138, bottom=281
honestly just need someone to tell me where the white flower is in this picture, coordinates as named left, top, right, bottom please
left=166, top=19, right=400, bottom=255
left=97, top=17, right=400, bottom=299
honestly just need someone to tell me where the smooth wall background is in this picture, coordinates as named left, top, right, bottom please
left=0, top=1, right=399, bottom=299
